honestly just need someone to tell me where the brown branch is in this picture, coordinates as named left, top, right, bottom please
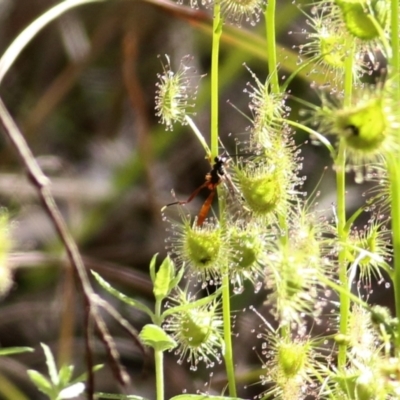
left=0, top=97, right=130, bottom=399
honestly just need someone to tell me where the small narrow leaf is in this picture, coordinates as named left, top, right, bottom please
left=0, top=346, right=33, bottom=356
left=139, top=324, right=177, bottom=352
left=153, top=256, right=175, bottom=301
left=58, top=364, right=74, bottom=386
left=91, top=271, right=154, bottom=319
left=41, top=343, right=59, bottom=385
left=27, top=370, right=52, bottom=396
left=149, top=253, right=158, bottom=284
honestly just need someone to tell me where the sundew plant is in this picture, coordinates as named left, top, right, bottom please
left=0, top=0, right=399, bottom=400
left=149, top=0, right=400, bottom=399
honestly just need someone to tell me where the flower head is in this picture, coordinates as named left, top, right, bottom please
left=299, top=3, right=367, bottom=84
left=244, top=67, right=288, bottom=146
left=165, top=213, right=226, bottom=286
left=234, top=134, right=301, bottom=222
left=256, top=318, right=323, bottom=400
left=263, top=201, right=331, bottom=325
left=227, top=219, right=267, bottom=293
left=220, top=0, right=264, bottom=27
left=0, top=211, right=13, bottom=297
left=155, top=55, right=199, bottom=130
left=165, top=287, right=224, bottom=370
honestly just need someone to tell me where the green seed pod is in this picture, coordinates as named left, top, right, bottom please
left=166, top=289, right=223, bottom=367
left=0, top=212, right=13, bottom=297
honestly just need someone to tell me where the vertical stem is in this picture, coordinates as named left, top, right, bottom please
left=388, top=155, right=400, bottom=349
left=211, top=3, right=236, bottom=395
left=336, top=45, right=354, bottom=367
left=155, top=349, right=164, bottom=400
left=391, top=0, right=399, bottom=78
left=210, top=2, right=222, bottom=160
left=154, top=299, right=164, bottom=400
left=265, top=0, right=279, bottom=93
left=389, top=0, right=400, bottom=349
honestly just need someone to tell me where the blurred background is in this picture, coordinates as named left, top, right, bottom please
left=0, top=0, right=382, bottom=399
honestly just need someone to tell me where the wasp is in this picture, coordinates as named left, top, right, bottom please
left=166, top=155, right=230, bottom=226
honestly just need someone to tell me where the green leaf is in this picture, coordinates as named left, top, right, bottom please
left=0, top=346, right=33, bottom=356
left=168, top=266, right=184, bottom=293
left=91, top=270, right=155, bottom=319
left=149, top=253, right=158, bottom=284
left=139, top=324, right=177, bottom=352
left=95, top=393, right=148, bottom=399
left=27, top=370, right=52, bottom=396
left=41, top=343, right=59, bottom=385
left=59, top=382, right=85, bottom=399
left=70, top=364, right=103, bottom=385
left=58, top=364, right=74, bottom=386
left=162, top=290, right=221, bottom=319
left=153, top=256, right=175, bottom=301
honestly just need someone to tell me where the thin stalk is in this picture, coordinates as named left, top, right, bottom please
left=185, top=115, right=211, bottom=157
left=336, top=44, right=354, bottom=368
left=336, top=139, right=349, bottom=368
left=388, top=0, right=400, bottom=349
left=211, top=3, right=236, bottom=395
left=388, top=155, right=400, bottom=349
left=155, top=349, right=164, bottom=400
left=265, top=0, right=279, bottom=93
left=221, top=270, right=236, bottom=397
left=391, top=0, right=399, bottom=79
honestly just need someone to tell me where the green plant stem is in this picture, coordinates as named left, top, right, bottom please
left=154, top=299, right=164, bottom=400
left=388, top=155, right=400, bottom=349
left=155, top=299, right=162, bottom=326
left=336, top=45, right=354, bottom=368
left=391, top=0, right=399, bottom=78
left=210, top=2, right=222, bottom=159
left=265, top=0, right=279, bottom=93
left=221, top=270, right=237, bottom=397
left=185, top=116, right=211, bottom=157
left=336, top=139, right=348, bottom=368
left=155, top=349, right=164, bottom=400
left=211, top=2, right=236, bottom=395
